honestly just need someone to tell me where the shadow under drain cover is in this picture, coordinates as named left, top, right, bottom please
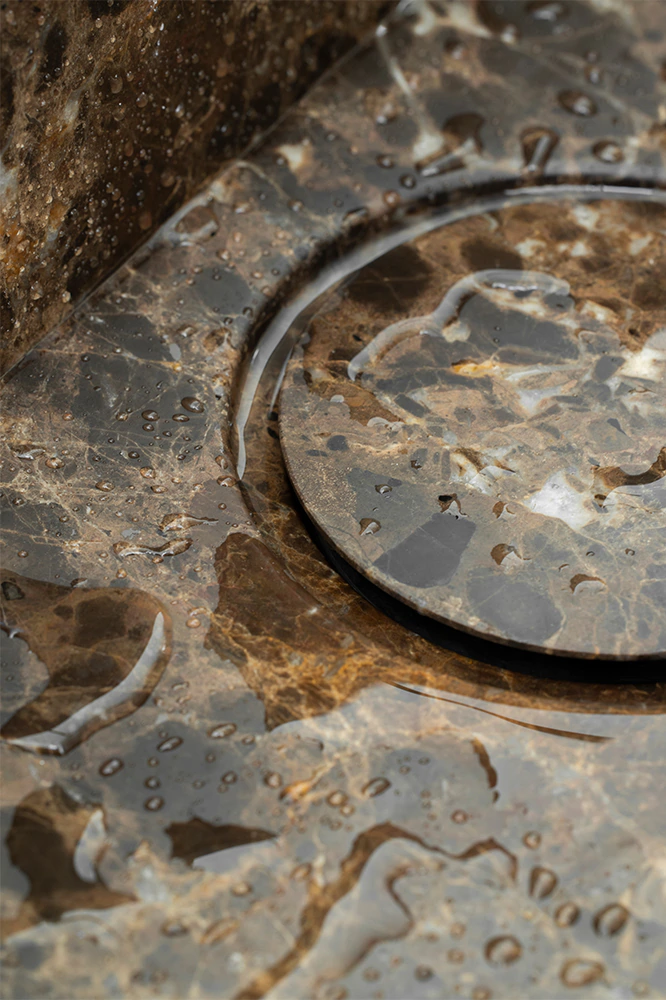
left=279, top=196, right=666, bottom=660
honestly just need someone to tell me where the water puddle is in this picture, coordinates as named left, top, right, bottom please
left=1, top=573, right=171, bottom=754
left=166, top=817, right=275, bottom=870
left=1, top=786, right=133, bottom=937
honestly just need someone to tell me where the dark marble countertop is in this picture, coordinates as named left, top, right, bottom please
left=1, top=1, right=665, bottom=997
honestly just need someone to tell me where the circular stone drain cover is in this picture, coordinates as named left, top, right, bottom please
left=280, top=196, right=666, bottom=660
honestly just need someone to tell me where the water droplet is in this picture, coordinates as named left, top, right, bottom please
left=181, top=397, right=204, bottom=413
left=145, top=776, right=160, bottom=789
left=140, top=467, right=156, bottom=479
left=45, top=457, right=64, bottom=469
left=558, top=90, right=597, bottom=116
left=451, top=809, right=468, bottom=824
left=528, top=0, right=566, bottom=20
left=491, top=543, right=521, bottom=565
left=523, top=831, right=541, bottom=849
left=570, top=573, right=605, bottom=594
left=344, top=206, right=369, bottom=225
left=144, top=796, right=164, bottom=811
left=400, top=174, right=416, bottom=189
left=95, top=481, right=114, bottom=492
left=445, top=38, right=466, bottom=59
left=484, top=936, right=522, bottom=965
left=554, top=901, right=580, bottom=927
left=529, top=866, right=558, bottom=899
left=142, top=409, right=159, bottom=421
left=593, top=903, right=629, bottom=937
left=585, top=65, right=603, bottom=85
left=501, top=24, right=519, bottom=43
left=159, top=513, right=218, bottom=532
left=161, top=920, right=187, bottom=937
left=264, top=772, right=282, bottom=788
left=327, top=790, right=348, bottom=807
left=521, top=126, right=559, bottom=174
left=158, top=736, right=183, bottom=752
left=291, top=863, right=311, bottom=881
left=375, top=484, right=392, bottom=495
left=13, top=445, right=46, bottom=461
left=363, top=777, right=391, bottom=797
left=222, top=771, right=237, bottom=784
left=209, top=723, right=236, bottom=739
left=415, top=966, right=433, bottom=981
left=376, top=154, right=394, bottom=168
left=172, top=413, right=189, bottom=422
left=113, top=537, right=191, bottom=559
left=231, top=881, right=251, bottom=896
left=593, top=140, right=623, bottom=164
left=560, top=959, right=604, bottom=988
left=99, top=757, right=123, bottom=777
left=359, top=518, right=381, bottom=535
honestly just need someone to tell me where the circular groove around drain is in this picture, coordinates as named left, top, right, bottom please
left=279, top=193, right=666, bottom=660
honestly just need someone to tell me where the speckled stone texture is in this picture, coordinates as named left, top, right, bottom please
left=280, top=196, right=666, bottom=660
left=0, top=0, right=390, bottom=374
left=1, top=1, right=666, bottom=998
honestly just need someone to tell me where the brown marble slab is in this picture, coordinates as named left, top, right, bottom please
left=1, top=1, right=666, bottom=998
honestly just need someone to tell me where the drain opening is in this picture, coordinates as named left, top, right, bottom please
left=275, top=194, right=666, bottom=664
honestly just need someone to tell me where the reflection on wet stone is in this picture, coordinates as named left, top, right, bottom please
left=1, top=0, right=666, bottom=997
left=1, top=786, right=134, bottom=937
left=1, top=573, right=170, bottom=753
left=166, top=818, right=275, bottom=871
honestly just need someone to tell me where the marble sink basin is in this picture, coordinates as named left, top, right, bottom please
left=1, top=2, right=665, bottom=998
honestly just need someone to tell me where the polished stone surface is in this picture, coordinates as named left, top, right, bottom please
left=280, top=196, right=666, bottom=659
left=1, top=1, right=666, bottom=997
left=0, top=0, right=389, bottom=373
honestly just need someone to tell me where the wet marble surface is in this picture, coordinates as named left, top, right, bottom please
left=0, top=0, right=389, bottom=373
left=281, top=196, right=666, bottom=659
left=1, top=1, right=666, bottom=997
